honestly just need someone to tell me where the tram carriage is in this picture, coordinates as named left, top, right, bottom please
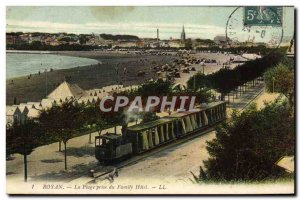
left=95, top=101, right=226, bottom=163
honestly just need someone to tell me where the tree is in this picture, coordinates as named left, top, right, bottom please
left=137, top=79, right=172, bottom=96
left=201, top=101, right=294, bottom=182
left=187, top=51, right=285, bottom=102
left=79, top=34, right=87, bottom=45
left=82, top=105, right=107, bottom=143
left=108, top=112, right=125, bottom=134
left=207, top=68, right=234, bottom=101
left=6, top=119, right=42, bottom=182
left=187, top=72, right=207, bottom=91
left=38, top=99, right=84, bottom=170
left=264, top=62, right=294, bottom=109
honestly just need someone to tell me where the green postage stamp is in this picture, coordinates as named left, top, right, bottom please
left=244, top=6, right=283, bottom=26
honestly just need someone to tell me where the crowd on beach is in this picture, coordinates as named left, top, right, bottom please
left=6, top=49, right=249, bottom=127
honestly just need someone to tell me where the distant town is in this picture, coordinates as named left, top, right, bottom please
left=6, top=26, right=286, bottom=51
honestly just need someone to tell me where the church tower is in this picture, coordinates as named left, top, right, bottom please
left=181, top=25, right=186, bottom=43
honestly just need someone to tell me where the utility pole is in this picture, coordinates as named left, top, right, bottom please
left=43, top=63, right=48, bottom=97
left=115, top=64, right=120, bottom=93
left=272, top=76, right=275, bottom=93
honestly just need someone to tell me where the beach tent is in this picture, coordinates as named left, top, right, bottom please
left=27, top=102, right=42, bottom=109
left=47, top=81, right=87, bottom=100
left=89, top=97, right=97, bottom=104
left=78, top=96, right=91, bottom=105
left=27, top=108, right=40, bottom=119
left=40, top=99, right=55, bottom=109
left=20, top=103, right=35, bottom=109
left=14, top=105, right=29, bottom=115
left=13, top=105, right=29, bottom=123
left=6, top=106, right=22, bottom=125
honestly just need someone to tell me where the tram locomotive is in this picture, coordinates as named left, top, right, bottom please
left=95, top=101, right=226, bottom=163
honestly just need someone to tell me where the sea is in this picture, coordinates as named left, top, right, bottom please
left=6, top=52, right=100, bottom=79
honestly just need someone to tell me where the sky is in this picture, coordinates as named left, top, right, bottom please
left=6, top=6, right=295, bottom=40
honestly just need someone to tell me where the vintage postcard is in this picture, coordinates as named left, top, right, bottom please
left=6, top=6, right=295, bottom=195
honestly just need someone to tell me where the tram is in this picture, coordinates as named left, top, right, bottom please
left=95, top=101, right=226, bottom=163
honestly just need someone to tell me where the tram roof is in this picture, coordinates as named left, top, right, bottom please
left=167, top=110, right=199, bottom=118
left=197, top=101, right=225, bottom=109
left=127, top=101, right=225, bottom=132
left=167, top=101, right=225, bottom=118
left=98, top=133, right=122, bottom=140
left=128, top=118, right=176, bottom=132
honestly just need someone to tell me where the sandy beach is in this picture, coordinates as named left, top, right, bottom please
left=6, top=50, right=242, bottom=105
left=6, top=51, right=178, bottom=104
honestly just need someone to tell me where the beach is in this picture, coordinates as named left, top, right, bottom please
left=6, top=51, right=178, bottom=104
left=6, top=50, right=243, bottom=105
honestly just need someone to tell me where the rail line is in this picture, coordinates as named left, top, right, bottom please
left=68, top=84, right=266, bottom=184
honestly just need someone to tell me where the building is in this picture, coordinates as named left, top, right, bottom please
left=136, top=41, right=145, bottom=48
left=6, top=35, right=21, bottom=45
left=169, top=39, right=183, bottom=48
left=213, top=35, right=227, bottom=44
left=181, top=25, right=186, bottom=43
left=29, top=34, right=42, bottom=44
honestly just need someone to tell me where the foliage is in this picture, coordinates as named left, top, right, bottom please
left=6, top=119, right=43, bottom=156
left=99, top=34, right=140, bottom=41
left=79, top=34, right=87, bottom=45
left=6, top=119, right=44, bottom=181
left=201, top=101, right=294, bottom=181
left=141, top=112, right=160, bottom=123
left=38, top=99, right=84, bottom=144
left=189, top=51, right=285, bottom=98
left=196, top=46, right=288, bottom=56
left=187, top=72, right=208, bottom=91
left=137, top=79, right=173, bottom=97
left=195, top=38, right=215, bottom=45
left=38, top=99, right=85, bottom=170
left=279, top=56, right=295, bottom=70
left=264, top=62, right=294, bottom=108
left=82, top=105, right=107, bottom=134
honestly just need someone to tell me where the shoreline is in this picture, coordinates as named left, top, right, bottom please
left=6, top=50, right=143, bottom=80
left=6, top=51, right=178, bottom=105
left=6, top=51, right=241, bottom=105
left=6, top=50, right=54, bottom=54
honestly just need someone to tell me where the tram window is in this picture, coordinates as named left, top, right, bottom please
left=97, top=138, right=109, bottom=146
left=96, top=138, right=103, bottom=146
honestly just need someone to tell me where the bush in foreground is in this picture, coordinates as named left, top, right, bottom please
left=198, top=101, right=294, bottom=182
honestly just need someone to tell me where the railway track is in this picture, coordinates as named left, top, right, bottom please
left=69, top=122, right=220, bottom=185
left=68, top=84, right=266, bottom=184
